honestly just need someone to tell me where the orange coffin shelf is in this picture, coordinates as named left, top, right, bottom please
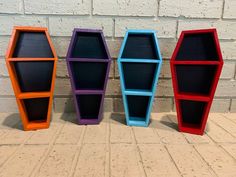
left=5, top=26, right=57, bottom=131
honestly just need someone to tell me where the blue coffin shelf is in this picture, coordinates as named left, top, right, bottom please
left=118, top=30, right=163, bottom=127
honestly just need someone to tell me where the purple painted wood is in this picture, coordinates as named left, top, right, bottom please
left=66, top=28, right=111, bottom=124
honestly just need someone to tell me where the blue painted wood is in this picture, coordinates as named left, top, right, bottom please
left=118, top=29, right=163, bottom=127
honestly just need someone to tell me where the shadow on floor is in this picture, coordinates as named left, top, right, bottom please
left=110, top=112, right=126, bottom=125
left=110, top=112, right=180, bottom=132
left=2, top=113, right=23, bottom=130
left=160, top=114, right=179, bottom=131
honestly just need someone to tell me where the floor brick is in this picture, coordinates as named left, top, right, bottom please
left=55, top=122, right=84, bottom=144
left=36, top=145, right=78, bottom=177
left=25, top=123, right=62, bottom=145
left=110, top=117, right=134, bottom=143
left=138, top=144, right=180, bottom=176
left=0, top=129, right=33, bottom=145
left=110, top=144, right=145, bottom=177
left=206, top=120, right=236, bottom=143
left=195, top=144, right=236, bottom=176
left=166, top=145, right=215, bottom=176
left=0, top=145, right=18, bottom=167
left=0, top=145, right=48, bottom=177
left=83, top=122, right=108, bottom=144
left=210, top=114, right=236, bottom=137
left=74, top=144, right=107, bottom=177
left=133, top=127, right=160, bottom=144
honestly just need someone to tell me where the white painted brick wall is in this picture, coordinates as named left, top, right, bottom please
left=24, top=0, right=90, bottom=15
left=0, top=0, right=23, bottom=14
left=0, top=16, right=47, bottom=35
left=93, top=0, right=157, bottom=16
left=0, top=0, right=235, bottom=113
left=224, top=0, right=236, bottom=19
left=159, top=0, right=223, bottom=18
left=49, top=17, right=113, bottom=37
left=115, top=18, right=177, bottom=38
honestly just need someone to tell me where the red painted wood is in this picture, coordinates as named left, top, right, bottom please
left=170, top=28, right=224, bottom=135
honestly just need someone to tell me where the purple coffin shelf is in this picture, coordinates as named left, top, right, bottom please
left=66, top=28, right=111, bottom=124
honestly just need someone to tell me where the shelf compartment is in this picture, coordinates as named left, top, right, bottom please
left=12, top=61, right=54, bottom=92
left=170, top=29, right=224, bottom=135
left=76, top=94, right=102, bottom=121
left=178, top=99, right=207, bottom=129
left=121, top=33, right=159, bottom=60
left=68, top=30, right=109, bottom=59
left=175, top=32, right=219, bottom=61
left=5, top=26, right=57, bottom=131
left=12, top=31, right=54, bottom=58
left=121, top=62, right=158, bottom=91
left=20, top=97, right=49, bottom=123
left=69, top=61, right=108, bottom=90
left=126, top=95, right=151, bottom=126
left=175, top=64, right=218, bottom=95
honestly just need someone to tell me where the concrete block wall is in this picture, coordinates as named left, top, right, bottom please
left=0, top=0, right=236, bottom=113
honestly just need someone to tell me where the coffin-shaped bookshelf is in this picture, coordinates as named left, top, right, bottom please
left=66, top=28, right=111, bottom=124
left=118, top=30, right=162, bottom=127
left=170, top=29, right=224, bottom=135
left=5, top=26, right=57, bottom=131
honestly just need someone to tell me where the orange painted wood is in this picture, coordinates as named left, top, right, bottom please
left=5, top=26, right=58, bottom=131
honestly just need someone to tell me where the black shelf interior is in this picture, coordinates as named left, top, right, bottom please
left=70, top=61, right=108, bottom=90
left=176, top=33, right=219, bottom=61
left=180, top=100, right=206, bottom=126
left=70, top=32, right=108, bottom=59
left=23, top=97, right=49, bottom=122
left=13, top=32, right=54, bottom=58
left=13, top=61, right=54, bottom=92
left=121, top=33, right=158, bottom=59
left=76, top=94, right=102, bottom=119
left=176, top=65, right=217, bottom=95
left=122, top=62, right=157, bottom=90
left=127, top=95, right=150, bottom=120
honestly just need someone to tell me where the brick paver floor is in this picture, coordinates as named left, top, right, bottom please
left=0, top=112, right=236, bottom=177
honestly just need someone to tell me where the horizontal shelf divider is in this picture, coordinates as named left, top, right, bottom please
left=79, top=118, right=99, bottom=124
left=176, top=93, right=211, bottom=102
left=74, top=90, right=104, bottom=95
left=26, top=121, right=48, bottom=130
left=17, top=91, right=51, bottom=99
left=128, top=119, right=147, bottom=127
left=67, top=58, right=109, bottom=62
left=124, top=89, right=153, bottom=96
left=8, top=58, right=56, bottom=61
left=171, top=61, right=220, bottom=65
left=119, top=58, right=160, bottom=63
left=126, top=29, right=156, bottom=33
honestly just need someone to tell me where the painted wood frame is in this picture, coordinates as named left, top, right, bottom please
left=5, top=26, right=57, bottom=131
left=118, top=30, right=162, bottom=127
left=170, top=29, right=224, bottom=135
left=66, top=28, right=111, bottom=124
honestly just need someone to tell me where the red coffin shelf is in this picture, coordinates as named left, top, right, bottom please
left=170, top=29, right=224, bottom=135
